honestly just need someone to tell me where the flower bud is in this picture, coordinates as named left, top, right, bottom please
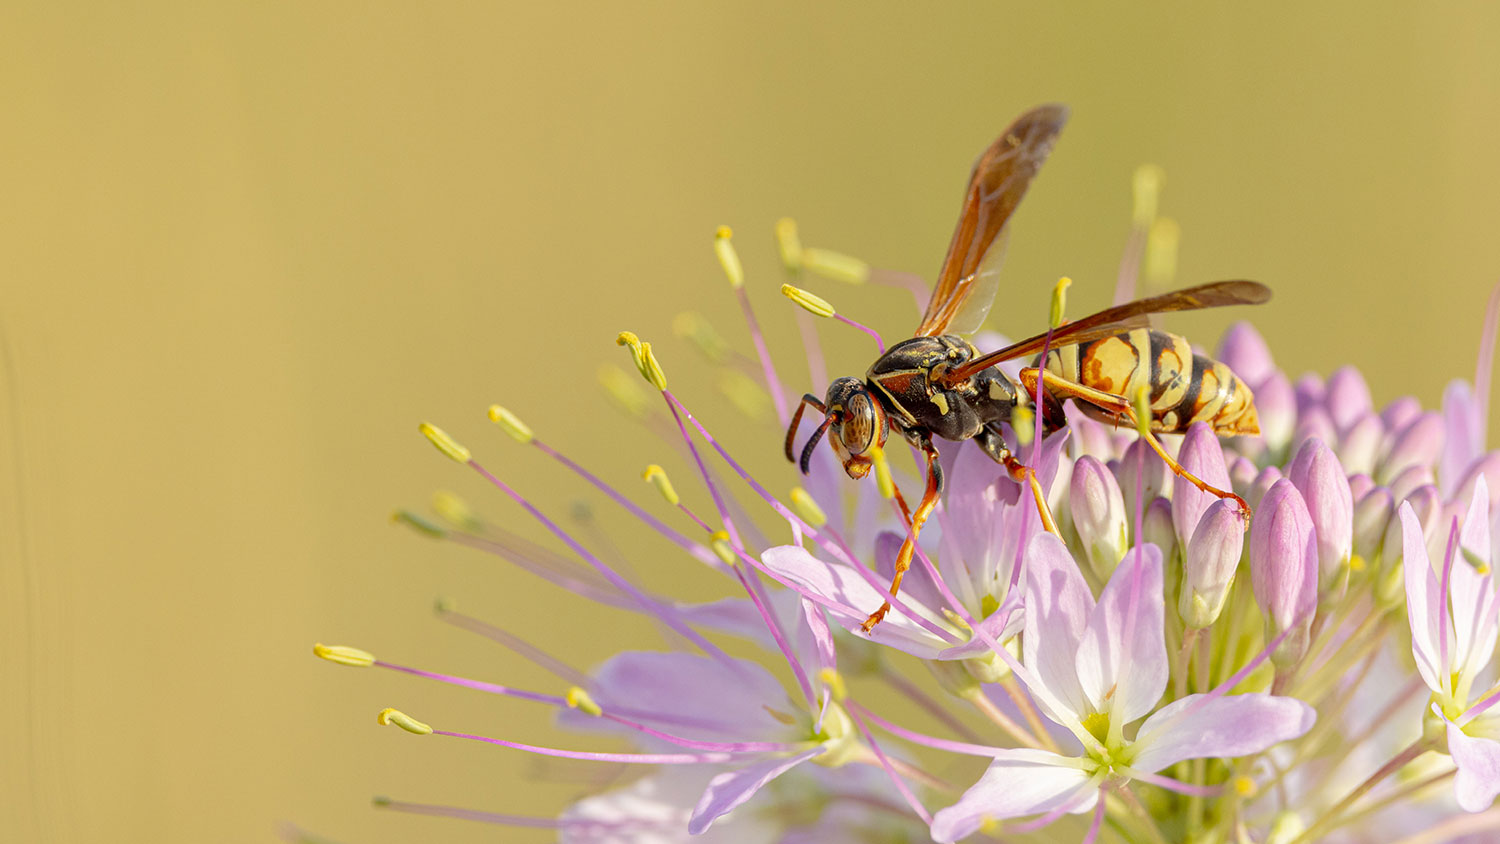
left=1255, top=371, right=1296, bottom=455
left=1324, top=366, right=1373, bottom=434
left=1250, top=480, right=1318, bottom=668
left=1115, top=439, right=1168, bottom=521
left=1172, top=422, right=1232, bottom=550
left=1347, top=473, right=1374, bottom=502
left=1336, top=412, right=1384, bottom=478
left=1378, top=484, right=1441, bottom=604
left=1291, top=408, right=1337, bottom=463
left=1180, top=498, right=1246, bottom=628
left=1378, top=411, right=1444, bottom=484
left=1454, top=451, right=1500, bottom=517
left=1288, top=438, right=1354, bottom=590
left=1070, top=455, right=1127, bottom=575
left=1386, top=464, right=1435, bottom=504
left=1229, top=456, right=1258, bottom=502
left=1352, top=486, right=1394, bottom=564
left=1216, top=322, right=1276, bottom=389
left=1142, top=496, right=1178, bottom=563
left=1293, top=373, right=1325, bottom=417
left=1249, top=465, right=1283, bottom=512
left=1069, top=414, right=1115, bottom=461
left=1380, top=396, right=1422, bottom=434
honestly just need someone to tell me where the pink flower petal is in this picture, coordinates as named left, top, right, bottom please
left=1130, top=693, right=1315, bottom=773
left=929, top=749, right=1098, bottom=843
left=1443, top=379, right=1485, bottom=497
left=1448, top=720, right=1500, bottom=812
left=1076, top=544, right=1167, bottom=726
left=579, top=652, right=791, bottom=743
left=688, top=747, right=823, bottom=834
left=1401, top=503, right=1448, bottom=692
left=1023, top=532, right=1095, bottom=723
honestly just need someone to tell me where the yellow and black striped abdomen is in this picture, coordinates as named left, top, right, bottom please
left=1043, top=328, right=1260, bottom=436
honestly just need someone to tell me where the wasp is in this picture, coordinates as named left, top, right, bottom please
left=784, top=104, right=1270, bottom=631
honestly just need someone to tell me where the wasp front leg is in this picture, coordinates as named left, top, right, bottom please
left=861, top=435, right=941, bottom=633
left=1018, top=366, right=1250, bottom=519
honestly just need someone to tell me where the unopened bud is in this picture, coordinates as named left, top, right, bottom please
left=1180, top=499, right=1246, bottom=628
left=1115, top=439, right=1168, bottom=521
left=1142, top=497, right=1178, bottom=563
left=1455, top=452, right=1500, bottom=517
left=1248, top=465, right=1283, bottom=512
left=1288, top=438, right=1354, bottom=591
left=1255, top=371, right=1296, bottom=455
left=1336, top=412, right=1384, bottom=477
left=1378, top=411, right=1444, bottom=485
left=1352, top=486, right=1394, bottom=564
left=1324, top=366, right=1373, bottom=434
left=1216, top=322, right=1276, bottom=393
left=1172, top=422, right=1232, bottom=550
left=1070, top=455, right=1127, bottom=575
left=1387, top=464, right=1436, bottom=504
left=1250, top=480, right=1318, bottom=668
left=1293, top=374, right=1325, bottom=417
left=1380, top=396, right=1423, bottom=433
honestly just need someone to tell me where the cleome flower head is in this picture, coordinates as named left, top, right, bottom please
left=305, top=137, right=1500, bottom=844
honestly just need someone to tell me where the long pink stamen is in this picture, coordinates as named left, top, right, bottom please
left=445, top=532, right=632, bottom=608
left=1120, top=767, right=1222, bottom=797
left=848, top=701, right=1006, bottom=757
left=374, top=660, right=565, bottom=707
left=1081, top=794, right=1109, bottom=844
left=869, top=267, right=930, bottom=314
left=466, top=458, right=733, bottom=665
left=435, top=605, right=591, bottom=687
left=845, top=701, right=934, bottom=825
left=833, top=312, right=886, bottom=353
left=433, top=729, right=738, bottom=764
left=735, top=286, right=790, bottom=425
left=529, top=438, right=724, bottom=572
left=794, top=309, right=830, bottom=394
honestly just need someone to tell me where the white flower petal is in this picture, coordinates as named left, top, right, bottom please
left=1130, top=693, right=1315, bottom=773
left=1023, top=532, right=1095, bottom=723
left=929, top=749, right=1098, bottom=843
left=1448, top=719, right=1500, bottom=812
left=1076, top=544, right=1167, bottom=725
left=688, top=748, right=823, bottom=834
left=1402, top=503, right=1448, bottom=692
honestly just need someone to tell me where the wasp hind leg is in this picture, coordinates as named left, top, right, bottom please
left=861, top=436, right=941, bottom=633
left=976, top=422, right=1062, bottom=537
left=1018, top=367, right=1250, bottom=519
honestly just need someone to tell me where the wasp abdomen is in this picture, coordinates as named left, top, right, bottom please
left=1044, top=328, right=1259, bottom=436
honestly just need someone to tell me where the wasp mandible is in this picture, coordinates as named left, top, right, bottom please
left=784, top=104, right=1270, bottom=631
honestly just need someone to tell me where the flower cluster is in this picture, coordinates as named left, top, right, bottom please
left=311, top=179, right=1500, bottom=843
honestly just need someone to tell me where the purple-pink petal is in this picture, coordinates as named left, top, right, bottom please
left=1172, top=423, right=1232, bottom=550
left=1443, top=379, right=1485, bottom=496
left=1447, top=719, right=1500, bottom=812
left=1130, top=693, right=1315, bottom=773
left=1076, top=544, right=1167, bottom=725
left=687, top=747, right=824, bottom=834
left=929, top=749, right=1099, bottom=843
left=577, top=652, right=791, bottom=743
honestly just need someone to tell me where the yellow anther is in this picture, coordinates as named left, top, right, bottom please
left=566, top=686, right=603, bottom=717
left=941, top=608, right=972, bottom=631
left=1049, top=276, right=1072, bottom=329
left=802, top=248, right=870, bottom=284
left=979, top=817, right=1002, bottom=835
left=672, top=312, right=730, bottom=363
left=377, top=708, right=433, bottom=735
left=313, top=643, right=375, bottom=667
left=1132, top=386, right=1152, bottom=438
left=1132, top=164, right=1165, bottom=227
left=1234, top=775, right=1259, bottom=797
left=1144, top=217, right=1179, bottom=287
left=487, top=404, right=535, bottom=444
left=642, top=464, right=680, bottom=506
left=714, top=226, right=745, bottom=289
left=598, top=365, right=651, bottom=418
left=419, top=422, right=472, bottom=463
left=432, top=490, right=481, bottom=531
left=616, top=331, right=667, bottom=390
left=392, top=510, right=448, bottom=538
left=708, top=530, right=737, bottom=565
left=719, top=370, right=772, bottom=421
left=870, top=445, right=895, bottom=500
left=818, top=668, right=848, bottom=702
left=789, top=487, right=827, bottom=528
left=1348, top=554, right=1367, bottom=573
left=780, top=284, right=836, bottom=318
left=1012, top=405, right=1035, bottom=446
left=763, top=705, right=798, bottom=726
left=775, top=217, right=803, bottom=273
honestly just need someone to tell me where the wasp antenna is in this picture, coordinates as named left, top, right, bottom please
left=800, top=413, right=836, bottom=475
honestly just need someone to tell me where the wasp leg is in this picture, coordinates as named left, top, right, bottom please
left=861, top=437, right=941, bottom=633
left=1018, top=367, right=1250, bottom=519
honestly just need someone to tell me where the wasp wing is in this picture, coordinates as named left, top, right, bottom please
left=946, top=280, right=1272, bottom=381
left=914, top=104, right=1069, bottom=338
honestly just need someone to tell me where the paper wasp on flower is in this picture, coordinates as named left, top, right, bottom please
left=784, top=104, right=1270, bottom=631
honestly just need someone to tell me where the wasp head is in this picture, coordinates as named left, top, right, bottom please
left=817, top=377, right=888, bottom=480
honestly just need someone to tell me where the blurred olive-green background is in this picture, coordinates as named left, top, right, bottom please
left=5, top=3, right=1500, bottom=842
